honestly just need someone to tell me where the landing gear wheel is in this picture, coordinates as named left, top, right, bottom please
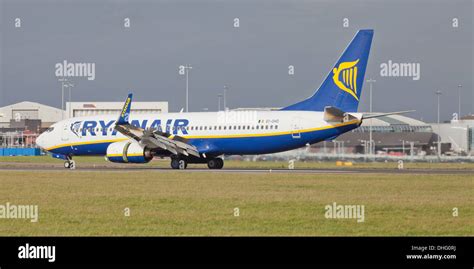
left=178, top=159, right=187, bottom=169
left=64, top=160, right=76, bottom=170
left=207, top=158, right=224, bottom=169
left=216, top=158, right=224, bottom=169
left=171, top=158, right=187, bottom=169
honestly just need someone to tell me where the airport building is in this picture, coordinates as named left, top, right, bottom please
left=311, top=114, right=436, bottom=156
left=309, top=114, right=474, bottom=157
left=0, top=101, right=64, bottom=130
left=0, top=100, right=168, bottom=154
left=65, top=101, right=168, bottom=118
left=0, top=101, right=64, bottom=151
left=430, top=115, right=474, bottom=155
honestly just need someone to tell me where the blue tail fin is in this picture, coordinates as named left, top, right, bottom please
left=281, top=29, right=373, bottom=112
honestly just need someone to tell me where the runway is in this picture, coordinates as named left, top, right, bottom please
left=1, top=162, right=473, bottom=174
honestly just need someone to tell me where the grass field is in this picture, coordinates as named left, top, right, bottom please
left=0, top=169, right=472, bottom=236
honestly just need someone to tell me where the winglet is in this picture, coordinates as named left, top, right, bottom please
left=117, top=93, right=133, bottom=125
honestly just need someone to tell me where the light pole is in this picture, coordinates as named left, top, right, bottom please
left=217, top=93, right=223, bottom=111
left=59, top=78, right=65, bottom=119
left=182, top=65, right=192, bottom=112
left=65, top=82, right=74, bottom=118
left=223, top=85, right=229, bottom=111
left=366, top=78, right=376, bottom=155
left=458, top=84, right=462, bottom=119
left=435, top=90, right=442, bottom=158
left=58, top=78, right=73, bottom=119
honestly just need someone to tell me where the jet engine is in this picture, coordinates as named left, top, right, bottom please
left=106, top=140, right=153, bottom=163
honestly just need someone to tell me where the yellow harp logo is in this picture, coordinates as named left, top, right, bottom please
left=332, top=59, right=360, bottom=100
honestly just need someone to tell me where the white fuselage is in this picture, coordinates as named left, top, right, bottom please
left=36, top=110, right=362, bottom=157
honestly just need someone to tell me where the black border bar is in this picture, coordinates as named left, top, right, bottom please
left=0, top=236, right=472, bottom=266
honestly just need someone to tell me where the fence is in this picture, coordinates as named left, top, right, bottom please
left=0, top=133, right=39, bottom=148
left=0, top=133, right=42, bottom=156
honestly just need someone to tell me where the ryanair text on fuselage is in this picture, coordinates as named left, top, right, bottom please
left=74, top=119, right=189, bottom=137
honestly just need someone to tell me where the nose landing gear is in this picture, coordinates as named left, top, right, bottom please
left=64, top=159, right=76, bottom=170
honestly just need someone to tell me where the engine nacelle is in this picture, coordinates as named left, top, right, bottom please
left=106, top=140, right=153, bottom=163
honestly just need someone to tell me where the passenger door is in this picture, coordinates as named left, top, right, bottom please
left=61, top=123, right=69, bottom=142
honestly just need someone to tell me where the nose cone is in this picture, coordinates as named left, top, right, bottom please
left=36, top=133, right=46, bottom=150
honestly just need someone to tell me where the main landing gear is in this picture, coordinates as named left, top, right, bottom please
left=207, top=158, right=224, bottom=169
left=170, top=158, right=188, bottom=169
left=64, top=158, right=76, bottom=170
left=169, top=156, right=224, bottom=169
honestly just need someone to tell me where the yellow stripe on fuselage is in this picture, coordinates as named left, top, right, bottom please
left=46, top=120, right=360, bottom=151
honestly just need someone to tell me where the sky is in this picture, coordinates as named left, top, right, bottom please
left=0, top=0, right=472, bottom=122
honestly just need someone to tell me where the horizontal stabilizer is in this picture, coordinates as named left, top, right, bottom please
left=324, top=106, right=358, bottom=123
left=362, top=110, right=415, bottom=119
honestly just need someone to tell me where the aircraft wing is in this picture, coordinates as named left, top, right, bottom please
left=113, top=93, right=200, bottom=158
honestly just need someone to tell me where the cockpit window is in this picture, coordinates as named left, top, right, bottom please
left=46, top=127, right=55, bottom=132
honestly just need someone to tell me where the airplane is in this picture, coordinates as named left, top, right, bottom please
left=36, top=29, right=410, bottom=170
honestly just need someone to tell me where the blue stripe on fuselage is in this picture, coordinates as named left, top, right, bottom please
left=49, top=123, right=358, bottom=156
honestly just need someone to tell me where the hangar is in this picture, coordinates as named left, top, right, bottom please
left=0, top=101, right=63, bottom=130
left=0, top=100, right=168, bottom=151
left=0, top=101, right=169, bottom=130
left=65, top=101, right=168, bottom=118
